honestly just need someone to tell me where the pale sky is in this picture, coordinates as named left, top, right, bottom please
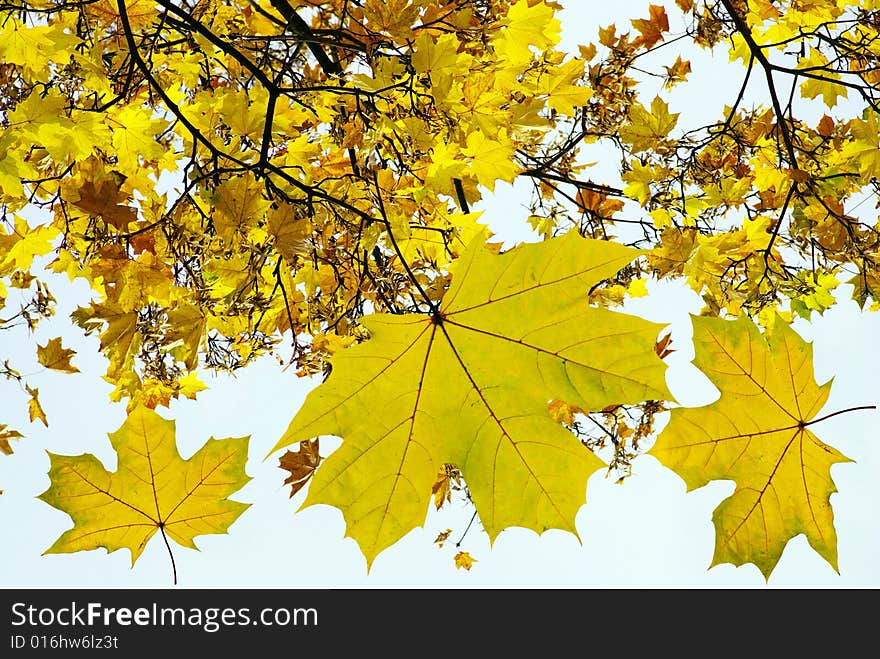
left=1, top=1, right=878, bottom=589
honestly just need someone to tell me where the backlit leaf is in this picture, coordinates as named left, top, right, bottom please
left=39, top=405, right=251, bottom=566
left=272, top=233, right=671, bottom=565
left=650, top=314, right=852, bottom=579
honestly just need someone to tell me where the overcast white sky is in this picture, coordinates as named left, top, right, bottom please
left=1, top=1, right=878, bottom=589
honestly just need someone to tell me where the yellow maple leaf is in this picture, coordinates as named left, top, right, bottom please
left=664, top=56, right=692, bottom=88
left=799, top=49, right=848, bottom=108
left=622, top=160, right=662, bottom=206
left=454, top=551, right=478, bottom=570
left=463, top=129, right=520, bottom=192
left=107, top=104, right=169, bottom=167
left=0, top=18, right=79, bottom=79
left=26, top=385, right=47, bottom=426
left=0, top=217, right=59, bottom=276
left=841, top=112, right=880, bottom=181
left=619, top=96, right=679, bottom=153
left=425, top=141, right=468, bottom=193
left=411, top=31, right=459, bottom=76
left=650, top=314, right=856, bottom=579
left=271, top=233, right=671, bottom=566
left=177, top=372, right=208, bottom=400
left=37, top=337, right=80, bottom=373
left=137, top=378, right=176, bottom=410
left=536, top=58, right=593, bottom=116
left=502, top=0, right=561, bottom=51
left=211, top=175, right=272, bottom=243
left=72, top=301, right=140, bottom=381
left=165, top=301, right=205, bottom=371
left=38, top=405, right=251, bottom=571
left=0, top=424, right=23, bottom=456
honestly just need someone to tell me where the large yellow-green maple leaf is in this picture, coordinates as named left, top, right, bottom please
left=272, top=233, right=672, bottom=565
left=39, top=405, right=251, bottom=571
left=650, top=315, right=853, bottom=579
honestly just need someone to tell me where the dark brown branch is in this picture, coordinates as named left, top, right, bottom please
left=269, top=0, right=342, bottom=76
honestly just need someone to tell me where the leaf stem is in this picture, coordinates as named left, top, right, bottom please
left=159, top=525, right=178, bottom=586
left=806, top=405, right=876, bottom=427
left=455, top=510, right=478, bottom=548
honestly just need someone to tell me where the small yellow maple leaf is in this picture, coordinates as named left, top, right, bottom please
left=37, top=337, right=80, bottom=373
left=462, top=129, right=519, bottom=192
left=622, top=161, right=659, bottom=206
left=501, top=0, right=561, bottom=51
left=454, top=551, right=478, bottom=570
left=137, top=378, right=175, bottom=410
left=619, top=97, right=679, bottom=153
left=165, top=301, right=205, bottom=371
left=0, top=216, right=59, bottom=276
left=26, top=385, right=47, bottom=427
left=177, top=372, right=208, bottom=400
left=0, top=424, right=23, bottom=456
left=411, top=31, right=459, bottom=75
left=72, top=301, right=140, bottom=381
left=536, top=58, right=592, bottom=116
left=664, top=56, right=692, bottom=88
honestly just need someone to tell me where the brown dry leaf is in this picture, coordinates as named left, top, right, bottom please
left=654, top=332, right=675, bottom=359
left=817, top=114, right=835, bottom=137
left=434, top=529, right=452, bottom=548
left=675, top=0, right=694, bottom=12
left=279, top=438, right=322, bottom=498
left=71, top=172, right=137, bottom=229
left=632, top=5, right=669, bottom=49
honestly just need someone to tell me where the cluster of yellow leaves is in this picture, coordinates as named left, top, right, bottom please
left=0, top=0, right=598, bottom=411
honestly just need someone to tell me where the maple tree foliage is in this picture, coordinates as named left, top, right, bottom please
left=0, top=0, right=878, bottom=581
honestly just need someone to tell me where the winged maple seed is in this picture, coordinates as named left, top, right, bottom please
left=271, top=233, right=672, bottom=567
left=39, top=405, right=251, bottom=583
left=650, top=314, right=874, bottom=579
